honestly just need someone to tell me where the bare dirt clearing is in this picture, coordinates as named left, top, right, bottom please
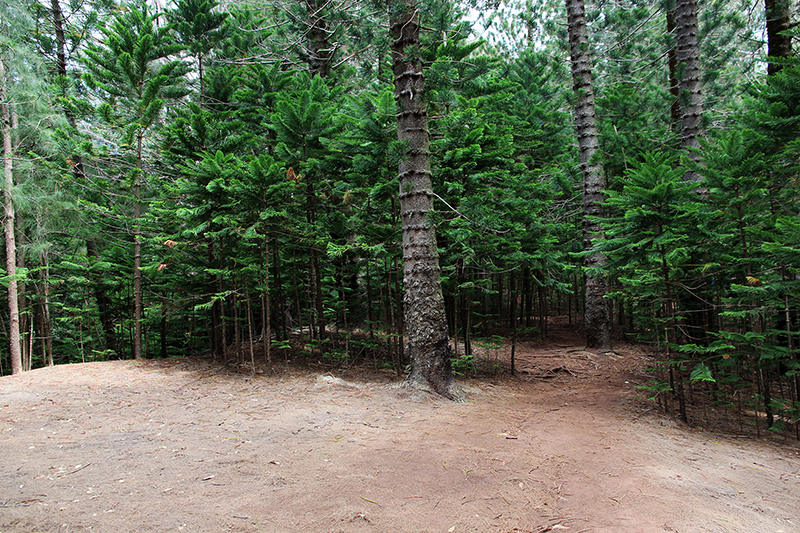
left=2, top=328, right=799, bottom=533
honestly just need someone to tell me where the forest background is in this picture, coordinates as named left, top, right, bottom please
left=1, top=0, right=799, bottom=437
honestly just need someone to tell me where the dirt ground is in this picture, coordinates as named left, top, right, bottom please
left=1, top=324, right=799, bottom=533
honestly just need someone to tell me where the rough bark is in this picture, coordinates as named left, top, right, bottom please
left=391, top=0, right=454, bottom=399
left=765, top=0, right=793, bottom=77
left=51, top=0, right=68, bottom=78
left=666, top=4, right=681, bottom=131
left=675, top=0, right=703, bottom=180
left=1, top=58, right=22, bottom=374
left=304, top=0, right=334, bottom=78
left=566, top=0, right=611, bottom=351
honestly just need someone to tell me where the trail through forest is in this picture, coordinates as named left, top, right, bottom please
left=1, top=323, right=799, bottom=533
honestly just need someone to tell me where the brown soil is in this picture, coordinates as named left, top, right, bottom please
left=1, top=323, right=799, bottom=533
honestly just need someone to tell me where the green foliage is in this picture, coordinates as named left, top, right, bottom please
left=451, top=353, right=475, bottom=376
left=0, top=0, right=797, bottom=441
left=169, top=0, right=230, bottom=59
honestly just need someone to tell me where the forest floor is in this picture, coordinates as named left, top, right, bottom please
left=1, top=320, right=799, bottom=533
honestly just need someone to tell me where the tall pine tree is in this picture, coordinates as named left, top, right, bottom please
left=82, top=0, right=188, bottom=359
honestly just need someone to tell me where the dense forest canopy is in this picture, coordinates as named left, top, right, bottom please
left=1, top=0, right=798, bottom=434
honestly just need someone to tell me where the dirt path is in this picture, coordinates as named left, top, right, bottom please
left=1, top=328, right=799, bottom=533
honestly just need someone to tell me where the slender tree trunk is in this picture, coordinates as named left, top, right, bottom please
left=263, top=225, right=271, bottom=367
left=26, top=310, right=33, bottom=371
left=218, top=265, right=228, bottom=363
left=1, top=59, right=22, bottom=375
left=17, top=222, right=29, bottom=369
left=675, top=0, right=704, bottom=180
left=160, top=300, right=167, bottom=358
left=292, top=249, right=302, bottom=333
left=198, top=53, right=205, bottom=108
left=273, top=242, right=284, bottom=341
left=133, top=135, right=143, bottom=359
left=566, top=0, right=611, bottom=350
left=523, top=266, right=531, bottom=328
left=313, top=249, right=325, bottom=340
left=245, top=281, right=256, bottom=373
left=765, top=0, right=793, bottom=77
left=307, top=249, right=318, bottom=340
left=233, top=289, right=241, bottom=363
left=391, top=0, right=453, bottom=398
left=366, top=258, right=374, bottom=336
left=510, top=269, right=517, bottom=375
left=40, top=251, right=53, bottom=366
left=87, top=240, right=118, bottom=354
left=464, top=283, right=472, bottom=356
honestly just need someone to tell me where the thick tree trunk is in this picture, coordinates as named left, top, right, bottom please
left=304, top=0, right=334, bottom=77
left=675, top=0, right=703, bottom=180
left=1, top=59, right=22, bottom=374
left=765, top=0, right=793, bottom=76
left=51, top=0, right=68, bottom=78
left=566, top=0, right=611, bottom=351
left=666, top=4, right=682, bottom=131
left=391, top=0, right=454, bottom=399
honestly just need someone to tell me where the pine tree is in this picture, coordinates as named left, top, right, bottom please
left=82, top=0, right=188, bottom=359
left=600, top=152, right=700, bottom=420
left=0, top=56, right=21, bottom=374
left=1, top=0, right=71, bottom=373
left=272, top=73, right=343, bottom=342
left=566, top=0, right=611, bottom=350
left=168, top=0, right=229, bottom=107
left=391, top=0, right=454, bottom=398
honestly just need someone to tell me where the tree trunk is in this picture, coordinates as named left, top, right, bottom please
left=263, top=225, right=271, bottom=367
left=304, top=0, right=334, bottom=78
left=86, top=240, right=118, bottom=355
left=391, top=0, right=454, bottom=399
left=133, top=135, right=143, bottom=359
left=52, top=0, right=116, bottom=358
left=273, top=242, right=284, bottom=341
left=1, top=59, right=22, bottom=375
left=40, top=251, right=53, bottom=366
left=566, top=0, right=611, bottom=350
left=51, top=0, right=68, bottom=79
left=160, top=300, right=167, bottom=358
left=675, top=0, right=703, bottom=180
left=666, top=3, right=682, bottom=131
left=510, top=269, right=517, bottom=375
left=765, top=0, right=793, bottom=76
left=16, top=222, right=29, bottom=369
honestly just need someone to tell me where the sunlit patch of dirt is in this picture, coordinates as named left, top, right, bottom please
left=1, top=320, right=798, bottom=532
